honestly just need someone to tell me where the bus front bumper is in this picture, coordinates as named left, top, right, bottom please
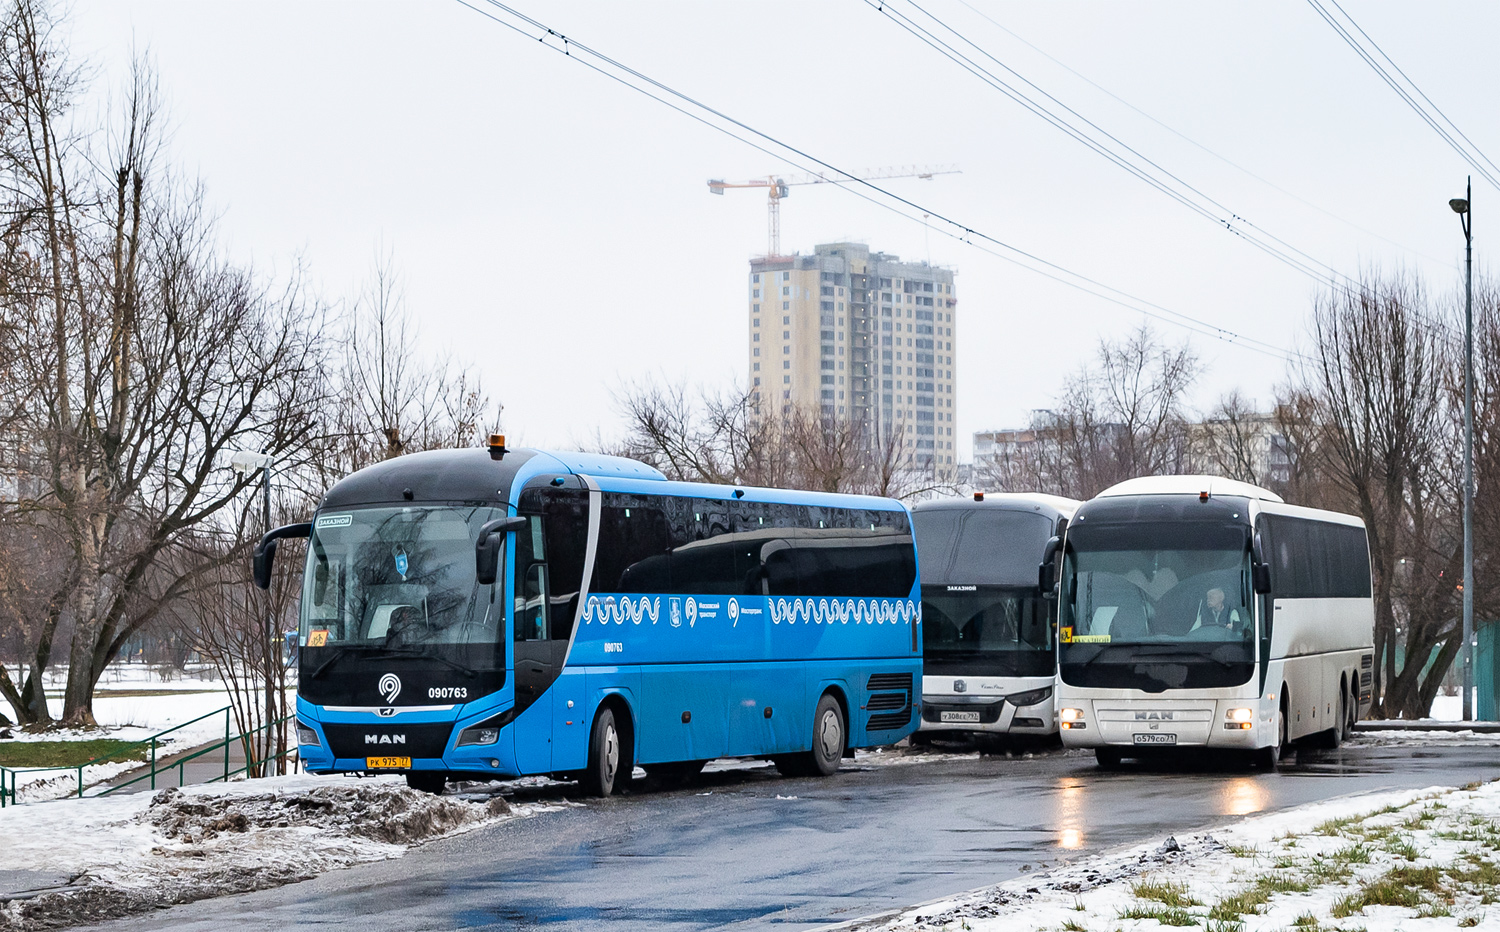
left=917, top=692, right=1057, bottom=736
left=1057, top=697, right=1273, bottom=750
left=294, top=698, right=526, bottom=778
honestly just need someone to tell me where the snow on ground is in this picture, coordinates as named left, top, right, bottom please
left=825, top=781, right=1500, bottom=932
left=0, top=773, right=556, bottom=930
left=1351, top=729, right=1500, bottom=748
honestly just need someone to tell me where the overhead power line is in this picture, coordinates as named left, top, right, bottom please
left=866, top=1, right=1361, bottom=294
left=1307, top=0, right=1500, bottom=192
left=452, top=0, right=1304, bottom=363
left=950, top=0, right=1448, bottom=269
left=864, top=0, right=1461, bottom=346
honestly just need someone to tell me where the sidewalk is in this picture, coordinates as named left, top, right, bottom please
left=99, top=736, right=297, bottom=796
left=1354, top=718, right=1500, bottom=733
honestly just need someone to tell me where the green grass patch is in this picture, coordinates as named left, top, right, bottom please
left=1386, top=835, right=1421, bottom=861
left=1250, top=873, right=1312, bottom=896
left=1132, top=880, right=1198, bottom=909
left=1118, top=905, right=1197, bottom=926
left=1060, top=920, right=1088, bottom=932
left=1330, top=866, right=1445, bottom=917
left=1208, top=889, right=1267, bottom=921
left=0, top=739, right=148, bottom=768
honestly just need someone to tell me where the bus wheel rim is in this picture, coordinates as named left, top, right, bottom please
left=818, top=710, right=840, bottom=759
left=603, top=723, right=619, bottom=784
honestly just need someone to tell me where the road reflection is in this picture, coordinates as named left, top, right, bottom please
left=1055, top=776, right=1087, bottom=849
left=1220, top=776, right=1269, bottom=816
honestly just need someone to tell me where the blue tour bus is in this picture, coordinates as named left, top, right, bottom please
left=253, top=442, right=922, bottom=795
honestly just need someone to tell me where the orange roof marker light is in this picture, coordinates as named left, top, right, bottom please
left=974, top=491, right=985, bottom=502
left=489, top=434, right=508, bottom=461
left=1199, top=490, right=1210, bottom=503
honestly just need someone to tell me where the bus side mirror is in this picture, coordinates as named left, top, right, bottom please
left=1038, top=535, right=1061, bottom=596
left=253, top=522, right=312, bottom=590
left=1253, top=562, right=1272, bottom=594
left=476, top=516, right=527, bottom=586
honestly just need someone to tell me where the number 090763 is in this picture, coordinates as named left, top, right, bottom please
left=427, top=687, right=468, bottom=700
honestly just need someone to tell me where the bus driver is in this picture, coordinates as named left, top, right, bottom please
left=1194, top=587, right=1241, bottom=631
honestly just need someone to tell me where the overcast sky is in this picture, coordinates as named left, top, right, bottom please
left=71, top=1, right=1499, bottom=461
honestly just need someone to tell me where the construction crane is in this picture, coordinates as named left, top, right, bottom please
left=707, top=165, right=959, bottom=258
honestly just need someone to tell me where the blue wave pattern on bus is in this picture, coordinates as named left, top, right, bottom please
left=581, top=595, right=919, bottom=627
left=767, top=597, right=919, bottom=626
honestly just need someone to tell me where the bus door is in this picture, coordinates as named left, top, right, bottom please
left=512, top=517, right=568, bottom=773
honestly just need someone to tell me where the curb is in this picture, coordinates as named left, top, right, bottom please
left=1354, top=719, right=1500, bottom=734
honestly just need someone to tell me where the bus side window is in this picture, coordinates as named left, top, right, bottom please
left=517, top=562, right=550, bottom=641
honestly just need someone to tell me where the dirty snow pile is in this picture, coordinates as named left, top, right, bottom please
left=0, top=774, right=538, bottom=930
left=836, top=781, right=1500, bottom=932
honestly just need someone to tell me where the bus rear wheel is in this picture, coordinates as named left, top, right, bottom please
left=405, top=771, right=446, bottom=794
left=581, top=707, right=625, bottom=797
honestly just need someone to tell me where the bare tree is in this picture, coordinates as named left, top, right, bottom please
left=172, top=533, right=300, bottom=777
left=0, top=2, right=330, bottom=726
left=980, top=325, right=1199, bottom=498
left=320, top=251, right=501, bottom=482
left=613, top=378, right=936, bottom=498
left=1286, top=271, right=1449, bottom=718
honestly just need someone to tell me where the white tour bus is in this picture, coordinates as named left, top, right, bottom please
left=911, top=493, right=1079, bottom=743
left=1046, top=476, right=1374, bottom=768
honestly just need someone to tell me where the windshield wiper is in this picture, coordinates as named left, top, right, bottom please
left=307, top=644, right=477, bottom=679
left=365, top=645, right=477, bottom=678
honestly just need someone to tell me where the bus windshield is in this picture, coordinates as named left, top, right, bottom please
left=299, top=506, right=505, bottom=653
left=1058, top=521, right=1256, bottom=690
left=922, top=586, right=1053, bottom=677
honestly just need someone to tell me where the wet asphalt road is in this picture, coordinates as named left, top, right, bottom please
left=88, top=743, right=1500, bottom=932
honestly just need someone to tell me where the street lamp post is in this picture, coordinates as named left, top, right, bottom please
left=229, top=449, right=277, bottom=771
left=1450, top=179, right=1475, bottom=722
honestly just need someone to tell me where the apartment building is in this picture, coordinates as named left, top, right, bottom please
left=748, top=242, right=958, bottom=474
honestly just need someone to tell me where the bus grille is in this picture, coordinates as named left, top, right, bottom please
left=322, top=722, right=453, bottom=760
left=866, top=672, right=913, bottom=731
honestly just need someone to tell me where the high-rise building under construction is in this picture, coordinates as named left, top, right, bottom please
left=748, top=242, right=957, bottom=475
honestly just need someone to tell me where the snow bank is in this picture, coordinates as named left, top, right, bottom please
left=1350, top=728, right=1500, bottom=747
left=823, top=780, right=1500, bottom=932
left=0, top=774, right=544, bottom=930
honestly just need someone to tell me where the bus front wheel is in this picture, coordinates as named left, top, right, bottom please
left=582, top=707, right=625, bottom=797
left=1095, top=748, right=1123, bottom=770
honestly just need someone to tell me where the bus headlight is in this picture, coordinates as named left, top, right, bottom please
left=1225, top=707, right=1254, bottom=729
left=1060, top=707, right=1086, bottom=729
left=296, top=720, right=321, bottom=747
left=1007, top=686, right=1053, bottom=708
left=457, top=725, right=500, bottom=747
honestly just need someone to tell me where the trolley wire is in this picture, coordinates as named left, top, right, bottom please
left=949, top=0, right=1449, bottom=269
left=866, top=0, right=1463, bottom=346
left=1307, top=0, right=1500, bottom=192
left=452, top=0, right=1305, bottom=363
